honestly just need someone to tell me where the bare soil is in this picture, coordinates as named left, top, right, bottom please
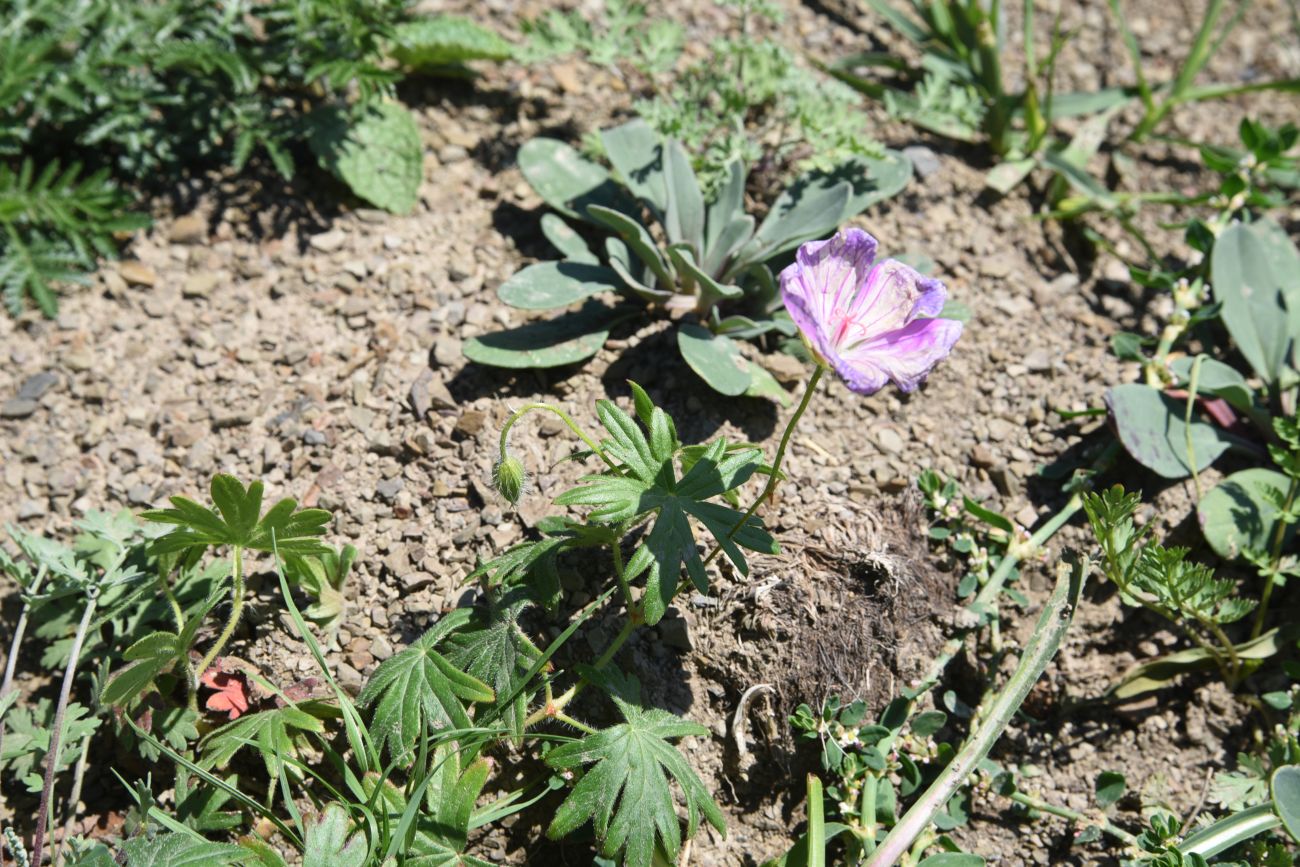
left=2, top=0, right=1298, bottom=863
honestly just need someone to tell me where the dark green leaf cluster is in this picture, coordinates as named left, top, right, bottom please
left=143, top=475, right=331, bottom=557
left=0, top=0, right=510, bottom=315
left=466, top=118, right=910, bottom=395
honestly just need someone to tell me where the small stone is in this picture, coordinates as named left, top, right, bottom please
left=408, top=368, right=434, bottom=418
left=127, top=484, right=154, bottom=506
left=303, top=429, right=328, bottom=446
left=970, top=444, right=997, bottom=469
left=193, top=349, right=220, bottom=368
left=169, top=214, right=207, bottom=244
left=370, top=636, right=394, bottom=661
left=551, top=61, right=584, bottom=93
left=454, top=409, right=487, bottom=437
left=433, top=336, right=462, bottom=367
left=376, top=477, right=404, bottom=503
left=119, top=261, right=159, bottom=287
left=212, top=411, right=254, bottom=429
left=902, top=145, right=941, bottom=179
left=17, top=499, right=46, bottom=520
left=980, top=255, right=1014, bottom=279
left=335, top=662, right=364, bottom=695
left=658, top=616, right=693, bottom=651
left=762, top=352, right=807, bottom=384
left=0, top=398, right=39, bottom=419
left=1024, top=349, right=1052, bottom=372
left=18, top=371, right=58, bottom=400
left=183, top=271, right=220, bottom=299
left=875, top=428, right=905, bottom=454
left=310, top=229, right=347, bottom=252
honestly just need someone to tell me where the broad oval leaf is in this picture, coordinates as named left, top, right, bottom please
left=519, top=138, right=634, bottom=221
left=601, top=119, right=668, bottom=217
left=464, top=303, right=620, bottom=368
left=1104, top=383, right=1231, bottom=479
left=1211, top=219, right=1300, bottom=385
left=1199, top=468, right=1295, bottom=560
left=1273, top=766, right=1300, bottom=844
left=540, top=214, right=598, bottom=264
left=498, top=262, right=622, bottom=310
left=677, top=325, right=752, bottom=396
left=309, top=103, right=423, bottom=215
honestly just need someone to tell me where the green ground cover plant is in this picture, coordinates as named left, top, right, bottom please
left=0, top=0, right=510, bottom=317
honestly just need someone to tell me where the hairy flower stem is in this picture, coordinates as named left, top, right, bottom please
left=865, top=560, right=1086, bottom=867
left=499, top=403, right=617, bottom=471
left=704, top=365, right=825, bottom=567
left=157, top=571, right=198, bottom=712
left=32, top=590, right=98, bottom=867
left=0, top=568, right=47, bottom=823
left=1007, top=791, right=1137, bottom=845
left=196, top=546, right=245, bottom=684
left=1250, top=475, right=1299, bottom=640
left=54, top=733, right=92, bottom=867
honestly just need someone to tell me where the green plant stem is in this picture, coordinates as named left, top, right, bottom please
left=527, top=619, right=638, bottom=726
left=0, top=566, right=47, bottom=823
left=196, top=546, right=245, bottom=682
left=704, top=364, right=825, bottom=567
left=1008, top=791, right=1137, bottom=845
left=1251, top=475, right=1299, bottom=640
left=864, top=558, right=1087, bottom=867
left=499, top=403, right=617, bottom=471
left=54, top=732, right=92, bottom=867
left=32, top=589, right=98, bottom=867
left=157, top=570, right=197, bottom=711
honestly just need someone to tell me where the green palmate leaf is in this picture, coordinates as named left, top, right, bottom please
left=540, top=214, right=598, bottom=264
left=463, top=301, right=623, bottom=368
left=1104, top=384, right=1231, bottom=479
left=1211, top=218, right=1300, bottom=385
left=442, top=589, right=542, bottom=739
left=677, top=325, right=751, bottom=396
left=391, top=16, right=512, bottom=70
left=357, top=612, right=494, bottom=760
left=143, top=474, right=331, bottom=556
left=367, top=745, right=494, bottom=866
left=497, top=261, right=623, bottom=310
left=309, top=102, right=423, bottom=214
left=518, top=138, right=635, bottom=222
left=546, top=670, right=724, bottom=867
left=554, top=398, right=776, bottom=625
left=201, top=701, right=333, bottom=781
left=1199, top=469, right=1295, bottom=560
left=303, top=803, right=369, bottom=867
left=117, top=833, right=247, bottom=867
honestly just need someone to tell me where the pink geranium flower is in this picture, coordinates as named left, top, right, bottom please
left=779, top=228, right=963, bottom=394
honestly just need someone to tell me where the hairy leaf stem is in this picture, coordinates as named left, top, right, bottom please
left=1007, top=790, right=1137, bottom=845
left=32, top=588, right=99, bottom=867
left=499, top=403, right=616, bottom=471
left=196, top=546, right=244, bottom=683
left=704, top=364, right=825, bottom=567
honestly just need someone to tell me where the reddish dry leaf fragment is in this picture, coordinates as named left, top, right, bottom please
left=199, top=666, right=252, bottom=720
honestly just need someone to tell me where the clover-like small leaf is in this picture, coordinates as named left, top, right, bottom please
left=357, top=612, right=494, bottom=761
left=546, top=669, right=724, bottom=867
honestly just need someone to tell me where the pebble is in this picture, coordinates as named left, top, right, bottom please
left=169, top=214, right=206, bottom=244
left=183, top=271, right=220, bottom=299
left=17, top=499, right=47, bottom=520
left=433, top=336, right=462, bottom=367
left=18, top=372, right=58, bottom=401
left=127, top=484, right=154, bottom=506
left=119, top=261, right=159, bottom=287
left=875, top=427, right=905, bottom=454
left=376, top=477, right=404, bottom=502
left=303, top=429, right=328, bottom=446
left=902, top=145, right=941, bottom=179
left=970, top=444, right=998, bottom=468
left=310, top=230, right=347, bottom=252
left=0, top=399, right=39, bottom=419
left=454, top=409, right=487, bottom=437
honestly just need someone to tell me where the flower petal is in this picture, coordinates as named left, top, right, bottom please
left=836, top=317, right=964, bottom=394
left=839, top=259, right=945, bottom=348
left=779, top=228, right=879, bottom=351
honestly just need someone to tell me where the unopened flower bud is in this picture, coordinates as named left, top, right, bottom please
left=493, top=453, right=528, bottom=505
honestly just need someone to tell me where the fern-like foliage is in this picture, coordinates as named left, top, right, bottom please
left=1084, top=485, right=1255, bottom=628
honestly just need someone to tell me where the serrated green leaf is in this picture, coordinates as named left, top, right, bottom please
left=357, top=619, right=494, bottom=761
left=309, top=103, right=423, bottom=214
left=144, top=475, right=331, bottom=556
left=545, top=671, right=724, bottom=867
left=117, top=833, right=247, bottom=867
left=101, top=630, right=181, bottom=706
left=443, top=590, right=541, bottom=739
left=200, top=702, right=332, bottom=781
left=303, top=803, right=369, bottom=867
left=391, top=16, right=512, bottom=69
